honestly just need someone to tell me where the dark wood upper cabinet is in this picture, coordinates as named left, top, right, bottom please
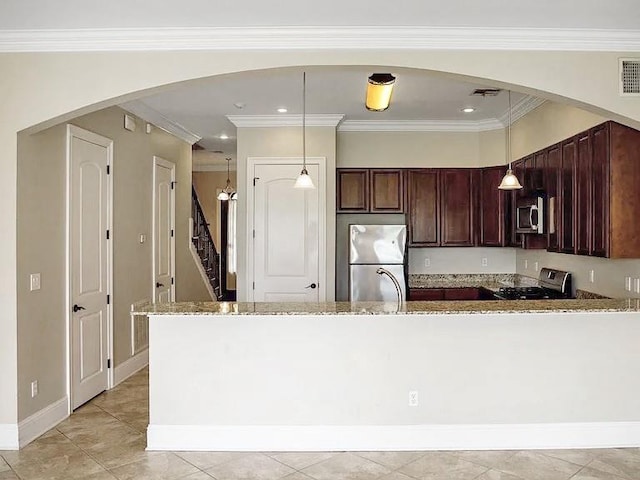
left=590, top=123, right=610, bottom=257
left=407, top=169, right=439, bottom=246
left=560, top=138, right=577, bottom=254
left=369, top=169, right=404, bottom=212
left=440, top=169, right=475, bottom=246
left=545, top=143, right=561, bottom=252
left=575, top=131, right=592, bottom=256
left=337, top=169, right=368, bottom=212
left=479, top=166, right=508, bottom=247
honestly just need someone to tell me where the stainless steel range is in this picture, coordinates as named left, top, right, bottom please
left=495, top=268, right=572, bottom=300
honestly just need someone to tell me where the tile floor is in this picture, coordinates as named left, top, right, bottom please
left=2, top=368, right=640, bottom=479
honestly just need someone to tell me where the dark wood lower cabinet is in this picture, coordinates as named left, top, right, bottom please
left=409, top=287, right=495, bottom=301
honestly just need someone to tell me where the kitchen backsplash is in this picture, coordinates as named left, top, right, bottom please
left=409, top=247, right=517, bottom=274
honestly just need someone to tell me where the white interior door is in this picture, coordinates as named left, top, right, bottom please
left=69, top=125, right=111, bottom=410
left=253, top=162, right=322, bottom=302
left=153, top=157, right=175, bottom=303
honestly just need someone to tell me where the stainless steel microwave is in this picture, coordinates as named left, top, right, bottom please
left=516, top=196, right=544, bottom=234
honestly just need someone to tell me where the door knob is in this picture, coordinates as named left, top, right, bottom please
left=72, top=304, right=85, bottom=313
left=156, top=282, right=164, bottom=288
left=305, top=283, right=317, bottom=289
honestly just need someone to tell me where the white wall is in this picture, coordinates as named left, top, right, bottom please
left=3, top=47, right=640, bottom=431
left=409, top=248, right=517, bottom=275
left=148, top=311, right=640, bottom=450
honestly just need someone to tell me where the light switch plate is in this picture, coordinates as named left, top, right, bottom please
left=424, top=258, right=430, bottom=267
left=30, top=273, right=41, bottom=291
left=481, top=257, right=488, bottom=267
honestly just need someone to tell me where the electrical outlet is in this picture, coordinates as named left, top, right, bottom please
left=635, top=278, right=640, bottom=294
left=424, top=258, right=430, bottom=267
left=626, top=277, right=632, bottom=292
left=589, top=270, right=595, bottom=283
left=481, top=257, right=488, bottom=267
left=31, top=380, right=38, bottom=398
left=408, top=391, right=419, bottom=407
left=534, top=261, right=539, bottom=271
left=139, top=234, right=146, bottom=244
left=524, top=260, right=528, bottom=269
left=30, top=273, right=41, bottom=291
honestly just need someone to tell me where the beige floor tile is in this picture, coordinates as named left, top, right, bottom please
left=492, top=451, right=582, bottom=480
left=3, top=430, right=83, bottom=467
left=377, top=472, right=416, bottom=480
left=586, top=448, right=640, bottom=480
left=569, top=466, right=629, bottom=480
left=82, top=433, right=158, bottom=469
left=268, top=452, right=339, bottom=470
left=280, top=473, right=316, bottom=480
left=0, top=471, right=20, bottom=480
left=109, top=452, right=200, bottom=480
left=10, top=451, right=108, bottom=480
left=446, top=450, right=519, bottom=469
left=175, top=451, right=249, bottom=470
left=474, top=469, right=525, bottom=480
left=205, top=453, right=296, bottom=480
left=539, top=449, right=604, bottom=466
left=0, top=457, right=9, bottom=472
left=301, top=452, right=391, bottom=480
left=179, top=472, right=216, bottom=480
left=354, top=451, right=426, bottom=470
left=397, top=452, right=488, bottom=480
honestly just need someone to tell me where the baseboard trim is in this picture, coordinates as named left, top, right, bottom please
left=114, top=349, right=149, bottom=386
left=0, top=423, right=19, bottom=450
left=147, top=422, right=640, bottom=452
left=18, top=397, right=68, bottom=447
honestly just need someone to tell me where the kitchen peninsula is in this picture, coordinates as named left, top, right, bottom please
left=136, top=298, right=640, bottom=452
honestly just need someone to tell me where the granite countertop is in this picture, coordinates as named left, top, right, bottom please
left=132, top=298, right=640, bottom=316
left=408, top=273, right=538, bottom=291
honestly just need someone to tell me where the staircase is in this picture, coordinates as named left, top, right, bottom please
left=191, top=187, right=223, bottom=300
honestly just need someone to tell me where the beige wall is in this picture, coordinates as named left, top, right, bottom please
left=236, top=126, right=336, bottom=301
left=16, top=106, right=209, bottom=421
left=3, top=47, right=640, bottom=428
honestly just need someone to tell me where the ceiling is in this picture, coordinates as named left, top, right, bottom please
left=1, top=0, right=639, bottom=30
left=125, top=66, right=532, bottom=166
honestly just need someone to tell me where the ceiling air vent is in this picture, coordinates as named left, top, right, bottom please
left=471, top=88, right=502, bottom=97
left=620, top=58, right=640, bottom=96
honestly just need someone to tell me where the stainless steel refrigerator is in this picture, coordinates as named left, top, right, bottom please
left=349, top=224, right=407, bottom=302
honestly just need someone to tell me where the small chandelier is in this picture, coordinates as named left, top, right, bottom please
left=498, top=90, right=523, bottom=190
left=294, top=72, right=315, bottom=189
left=217, top=157, right=237, bottom=200
left=366, top=73, right=396, bottom=112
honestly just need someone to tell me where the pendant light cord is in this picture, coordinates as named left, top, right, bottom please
left=507, top=90, right=512, bottom=169
left=302, top=71, right=307, bottom=172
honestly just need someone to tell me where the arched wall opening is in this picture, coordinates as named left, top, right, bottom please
left=2, top=48, right=640, bottom=435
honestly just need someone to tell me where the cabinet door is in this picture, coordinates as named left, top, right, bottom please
left=575, top=132, right=592, bottom=256
left=546, top=143, right=561, bottom=252
left=560, top=138, right=577, bottom=254
left=407, top=170, right=440, bottom=246
left=337, top=169, right=368, bottom=212
left=591, top=124, right=610, bottom=257
left=370, top=169, right=404, bottom=212
left=479, top=166, right=508, bottom=246
left=443, top=288, right=481, bottom=300
left=409, top=289, right=444, bottom=301
left=441, top=169, right=475, bottom=246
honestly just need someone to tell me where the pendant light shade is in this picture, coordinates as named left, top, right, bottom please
left=294, top=72, right=315, bottom=189
left=217, top=158, right=237, bottom=200
left=498, top=90, right=523, bottom=191
left=366, top=73, right=396, bottom=111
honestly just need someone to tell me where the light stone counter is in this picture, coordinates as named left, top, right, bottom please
left=133, top=298, right=640, bottom=316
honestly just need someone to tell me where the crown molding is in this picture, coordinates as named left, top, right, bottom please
left=121, top=100, right=201, bottom=145
left=1, top=26, right=640, bottom=52
left=227, top=114, right=344, bottom=128
left=338, top=118, right=504, bottom=133
left=499, top=96, right=547, bottom=126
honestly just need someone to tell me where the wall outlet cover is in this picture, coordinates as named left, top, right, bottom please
left=424, top=258, right=430, bottom=267
left=30, top=273, right=41, bottom=291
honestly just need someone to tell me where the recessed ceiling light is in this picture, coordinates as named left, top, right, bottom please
left=219, top=134, right=229, bottom=140
left=277, top=107, right=288, bottom=113
left=462, top=107, right=475, bottom=113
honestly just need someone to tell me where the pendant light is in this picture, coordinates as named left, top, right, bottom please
left=498, top=90, right=523, bottom=190
left=217, top=157, right=236, bottom=200
left=294, top=72, right=315, bottom=189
